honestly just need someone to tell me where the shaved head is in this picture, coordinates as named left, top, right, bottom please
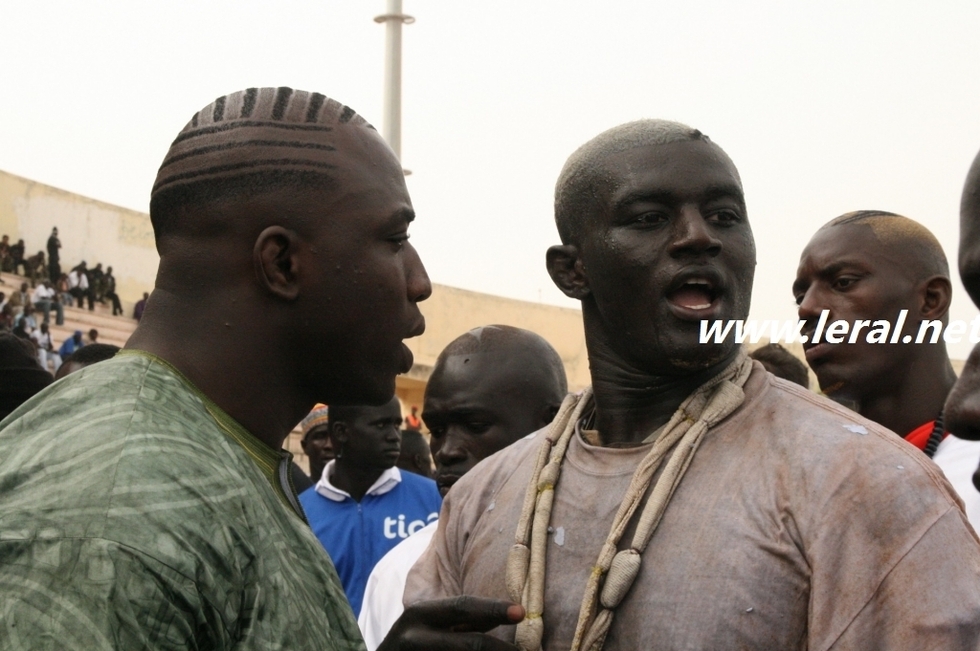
left=822, top=210, right=949, bottom=283
left=437, top=325, right=568, bottom=396
left=554, top=119, right=723, bottom=245
left=960, top=150, right=980, bottom=306
left=150, top=87, right=374, bottom=250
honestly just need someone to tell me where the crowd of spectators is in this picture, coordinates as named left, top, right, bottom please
left=0, top=227, right=134, bottom=376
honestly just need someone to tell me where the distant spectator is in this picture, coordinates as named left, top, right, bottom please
left=396, top=429, right=433, bottom=479
left=87, top=329, right=99, bottom=345
left=11, top=319, right=30, bottom=342
left=31, top=281, right=64, bottom=326
left=58, top=330, right=84, bottom=359
left=88, top=263, right=106, bottom=304
left=404, top=405, right=422, bottom=431
left=54, top=342, right=120, bottom=380
left=0, top=332, right=53, bottom=420
left=9, top=239, right=26, bottom=276
left=68, top=263, right=94, bottom=311
left=133, top=292, right=149, bottom=321
left=15, top=305, right=38, bottom=338
left=47, top=227, right=61, bottom=283
left=0, top=304, right=13, bottom=332
left=0, top=292, right=6, bottom=313
left=32, top=322, right=62, bottom=374
left=0, top=235, right=10, bottom=272
left=55, top=273, right=73, bottom=306
left=299, top=404, right=333, bottom=483
left=749, top=343, right=810, bottom=388
left=26, top=251, right=46, bottom=288
left=103, top=266, right=123, bottom=316
left=7, top=282, right=30, bottom=317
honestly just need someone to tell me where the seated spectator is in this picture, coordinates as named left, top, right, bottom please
left=9, top=239, right=26, bottom=276
left=68, top=263, right=94, bottom=311
left=58, top=330, right=84, bottom=359
left=299, top=404, right=333, bottom=483
left=11, top=319, right=30, bottom=341
left=87, top=328, right=99, bottom=345
left=298, top=396, right=442, bottom=617
left=7, top=282, right=31, bottom=317
left=103, top=266, right=123, bottom=316
left=396, top=429, right=433, bottom=478
left=54, top=343, right=120, bottom=379
left=55, top=273, right=73, bottom=306
left=0, top=304, right=12, bottom=332
left=358, top=325, right=568, bottom=649
left=31, top=322, right=62, bottom=374
left=14, top=305, right=39, bottom=338
left=26, top=251, right=46, bottom=288
left=31, top=281, right=64, bottom=326
left=0, top=332, right=52, bottom=420
left=749, top=343, right=810, bottom=388
left=133, top=292, right=149, bottom=321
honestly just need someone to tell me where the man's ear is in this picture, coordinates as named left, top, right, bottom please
left=254, top=226, right=301, bottom=301
left=546, top=245, right=590, bottom=300
left=919, top=275, right=953, bottom=320
left=330, top=423, right=349, bottom=446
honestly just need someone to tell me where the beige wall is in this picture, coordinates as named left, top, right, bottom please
left=0, top=170, right=158, bottom=314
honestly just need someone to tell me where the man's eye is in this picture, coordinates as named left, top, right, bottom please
left=427, top=426, right=446, bottom=438
left=709, top=210, right=740, bottom=224
left=634, top=212, right=667, bottom=225
left=467, top=422, right=491, bottom=434
left=389, top=233, right=410, bottom=249
left=833, top=277, right=856, bottom=290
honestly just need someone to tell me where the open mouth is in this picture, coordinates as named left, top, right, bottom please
left=665, top=272, right=723, bottom=317
left=435, top=474, right=461, bottom=493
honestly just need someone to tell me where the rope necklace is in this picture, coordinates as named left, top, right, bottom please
left=505, top=353, right=754, bottom=651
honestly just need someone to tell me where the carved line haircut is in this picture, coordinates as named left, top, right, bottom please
left=149, top=87, right=374, bottom=242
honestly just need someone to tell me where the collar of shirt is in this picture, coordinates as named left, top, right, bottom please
left=315, top=461, right=402, bottom=502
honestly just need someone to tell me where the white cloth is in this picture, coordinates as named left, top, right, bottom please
left=31, top=285, right=55, bottom=303
left=315, top=461, right=402, bottom=502
left=358, top=522, right=436, bottom=651
left=68, top=270, right=88, bottom=290
left=933, top=434, right=980, bottom=530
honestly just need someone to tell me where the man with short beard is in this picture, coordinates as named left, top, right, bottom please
left=405, top=120, right=980, bottom=650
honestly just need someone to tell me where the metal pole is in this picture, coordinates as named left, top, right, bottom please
left=374, top=0, right=414, bottom=163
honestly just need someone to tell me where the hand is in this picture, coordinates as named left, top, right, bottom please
left=378, top=596, right=524, bottom=651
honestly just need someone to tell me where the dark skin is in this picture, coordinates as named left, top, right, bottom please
left=945, top=148, right=980, bottom=490
left=425, top=338, right=565, bottom=496
left=546, top=140, right=756, bottom=445
left=300, top=424, right=334, bottom=483
left=328, top=396, right=403, bottom=502
left=795, top=223, right=956, bottom=436
left=126, top=121, right=522, bottom=648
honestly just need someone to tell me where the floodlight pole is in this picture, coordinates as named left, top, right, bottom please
left=374, top=0, right=414, bottom=166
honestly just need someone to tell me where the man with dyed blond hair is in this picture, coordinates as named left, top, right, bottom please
left=405, top=120, right=980, bottom=650
left=795, top=211, right=980, bottom=526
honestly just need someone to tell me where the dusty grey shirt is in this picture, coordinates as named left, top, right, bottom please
left=405, top=363, right=980, bottom=650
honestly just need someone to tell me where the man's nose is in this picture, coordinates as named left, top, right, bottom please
left=669, top=207, right=722, bottom=258
left=406, top=242, right=432, bottom=304
left=796, top=285, right=826, bottom=322
left=945, top=343, right=980, bottom=442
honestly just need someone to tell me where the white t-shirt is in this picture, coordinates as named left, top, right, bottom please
left=933, top=434, right=980, bottom=530
left=31, top=329, right=52, bottom=350
left=32, top=285, right=55, bottom=303
left=357, top=521, right=436, bottom=651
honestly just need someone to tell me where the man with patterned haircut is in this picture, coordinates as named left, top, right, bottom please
left=405, top=120, right=980, bottom=650
left=0, top=88, right=523, bottom=650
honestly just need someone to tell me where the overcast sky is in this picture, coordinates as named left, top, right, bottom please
left=4, top=1, right=980, bottom=357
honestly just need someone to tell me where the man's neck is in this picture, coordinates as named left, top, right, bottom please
left=587, top=333, right=740, bottom=447
left=125, top=289, right=307, bottom=452
left=857, top=355, right=958, bottom=437
left=330, top=462, right=387, bottom=502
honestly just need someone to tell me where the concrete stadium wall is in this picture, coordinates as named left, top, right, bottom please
left=0, top=170, right=158, bottom=315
